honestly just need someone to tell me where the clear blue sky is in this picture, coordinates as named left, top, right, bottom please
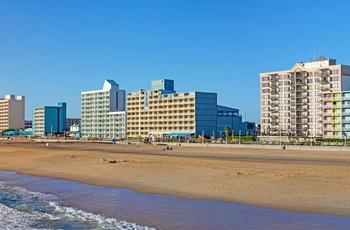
left=1, top=0, right=350, bottom=122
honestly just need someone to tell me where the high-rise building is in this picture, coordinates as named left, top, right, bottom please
left=260, top=56, right=350, bottom=138
left=81, top=80, right=126, bottom=139
left=0, top=94, right=25, bottom=132
left=32, top=102, right=67, bottom=136
left=127, top=79, right=251, bottom=138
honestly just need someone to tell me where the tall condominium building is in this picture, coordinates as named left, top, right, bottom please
left=81, top=80, right=126, bottom=139
left=127, top=79, right=250, bottom=138
left=0, top=94, right=25, bottom=132
left=32, top=102, right=67, bottom=136
left=260, top=56, right=350, bottom=138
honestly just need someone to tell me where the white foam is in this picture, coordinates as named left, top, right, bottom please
left=49, top=201, right=156, bottom=229
left=0, top=203, right=39, bottom=230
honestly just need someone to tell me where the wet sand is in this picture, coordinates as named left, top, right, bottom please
left=0, top=140, right=350, bottom=218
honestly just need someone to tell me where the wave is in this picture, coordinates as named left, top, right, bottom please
left=0, top=183, right=155, bottom=230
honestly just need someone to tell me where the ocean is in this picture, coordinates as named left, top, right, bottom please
left=0, top=170, right=349, bottom=230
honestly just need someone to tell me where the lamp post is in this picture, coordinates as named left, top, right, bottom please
left=279, top=126, right=282, bottom=145
left=202, top=130, right=204, bottom=144
left=239, top=130, right=241, bottom=144
left=232, top=130, right=234, bottom=144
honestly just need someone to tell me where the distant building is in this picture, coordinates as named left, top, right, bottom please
left=66, top=118, right=80, bottom=130
left=32, top=102, right=67, bottom=136
left=81, top=80, right=126, bottom=139
left=24, top=120, right=32, bottom=129
left=127, top=79, right=254, bottom=138
left=0, top=94, right=25, bottom=132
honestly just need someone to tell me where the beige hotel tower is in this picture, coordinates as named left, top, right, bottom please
left=260, top=56, right=350, bottom=139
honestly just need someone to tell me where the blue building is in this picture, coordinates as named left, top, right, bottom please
left=32, top=102, right=67, bottom=137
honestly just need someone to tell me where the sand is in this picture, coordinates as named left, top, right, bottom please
left=0, top=140, right=350, bottom=218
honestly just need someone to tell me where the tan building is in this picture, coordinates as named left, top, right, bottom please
left=0, top=94, right=25, bottom=132
left=260, top=56, right=350, bottom=138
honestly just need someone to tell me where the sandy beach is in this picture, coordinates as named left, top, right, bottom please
left=0, top=140, right=350, bottom=218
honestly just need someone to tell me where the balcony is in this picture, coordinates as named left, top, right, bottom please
left=321, top=87, right=330, bottom=91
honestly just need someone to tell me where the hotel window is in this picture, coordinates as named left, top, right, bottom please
left=330, top=76, right=339, bottom=81
left=262, top=89, right=269, bottom=93
left=307, top=79, right=313, bottom=83
left=314, top=72, right=320, bottom=76
left=308, top=72, right=313, bottom=77
left=262, top=107, right=269, bottom=111
left=262, top=83, right=270, bottom=87
left=331, top=83, right=339, bottom=88
left=330, top=70, right=339, bottom=75
left=262, top=77, right=269, bottom=81
left=284, top=75, right=290, bottom=79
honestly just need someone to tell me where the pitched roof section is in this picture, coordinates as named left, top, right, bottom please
left=106, top=79, right=119, bottom=86
left=103, top=79, right=119, bottom=90
left=316, top=55, right=327, bottom=61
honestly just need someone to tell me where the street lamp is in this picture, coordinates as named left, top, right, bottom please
left=202, top=130, right=204, bottom=144
left=239, top=130, right=241, bottom=144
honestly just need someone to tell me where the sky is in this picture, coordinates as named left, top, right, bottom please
left=1, top=0, right=350, bottom=122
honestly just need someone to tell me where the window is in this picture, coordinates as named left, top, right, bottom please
left=262, top=89, right=269, bottom=93
left=262, top=83, right=270, bottom=87
left=262, top=101, right=269, bottom=105
left=307, top=79, right=313, bottom=83
left=330, top=70, right=339, bottom=75
left=331, top=83, right=339, bottom=88
left=262, top=107, right=269, bottom=111
left=314, top=72, right=320, bottom=76
left=308, top=72, right=313, bottom=77
left=284, top=75, right=290, bottom=79
left=315, top=78, right=320, bottom=83
left=330, top=76, right=339, bottom=81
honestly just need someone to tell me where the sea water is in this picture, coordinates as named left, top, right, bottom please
left=0, top=170, right=349, bottom=230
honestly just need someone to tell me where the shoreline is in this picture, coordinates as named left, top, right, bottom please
left=0, top=140, right=350, bottom=218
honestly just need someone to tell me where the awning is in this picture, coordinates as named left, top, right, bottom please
left=164, top=132, right=193, bottom=137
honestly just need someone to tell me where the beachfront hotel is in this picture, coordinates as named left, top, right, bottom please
left=127, top=79, right=253, bottom=139
left=0, top=94, right=25, bottom=132
left=260, top=55, right=350, bottom=139
left=81, top=80, right=126, bottom=139
left=32, top=102, right=67, bottom=137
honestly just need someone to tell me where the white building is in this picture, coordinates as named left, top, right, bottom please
left=0, top=95, right=25, bottom=132
left=81, top=80, right=126, bottom=139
